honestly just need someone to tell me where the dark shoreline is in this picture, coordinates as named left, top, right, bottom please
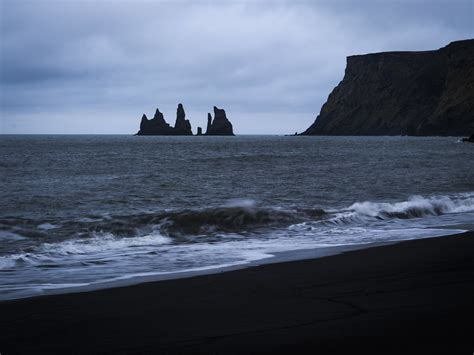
left=2, top=232, right=474, bottom=354
left=3, top=240, right=402, bottom=301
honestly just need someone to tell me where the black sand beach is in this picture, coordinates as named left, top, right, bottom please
left=2, top=232, right=473, bottom=354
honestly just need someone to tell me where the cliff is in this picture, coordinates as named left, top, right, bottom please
left=137, top=103, right=192, bottom=136
left=302, top=39, right=474, bottom=136
left=205, top=106, right=235, bottom=136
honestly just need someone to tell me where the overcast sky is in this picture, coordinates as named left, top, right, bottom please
left=1, top=0, right=472, bottom=134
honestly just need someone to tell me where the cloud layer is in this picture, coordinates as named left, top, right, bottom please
left=1, top=0, right=473, bottom=134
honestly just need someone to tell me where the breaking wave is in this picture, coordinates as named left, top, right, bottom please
left=157, top=206, right=313, bottom=235
left=0, top=232, right=172, bottom=269
left=164, top=194, right=474, bottom=232
left=1, top=194, right=473, bottom=243
left=352, top=193, right=474, bottom=218
left=0, top=193, right=472, bottom=299
left=40, top=232, right=172, bottom=256
left=326, top=193, right=474, bottom=225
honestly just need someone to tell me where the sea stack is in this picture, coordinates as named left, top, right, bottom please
left=301, top=39, right=474, bottom=136
left=136, top=104, right=235, bottom=136
left=173, top=103, right=192, bottom=135
left=137, top=109, right=174, bottom=135
left=205, top=106, right=235, bottom=136
left=136, top=104, right=192, bottom=135
left=205, top=113, right=212, bottom=134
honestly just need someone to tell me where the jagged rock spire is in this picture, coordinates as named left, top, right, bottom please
left=173, top=103, right=192, bottom=135
left=205, top=106, right=234, bottom=136
left=205, top=113, right=212, bottom=135
left=140, top=114, right=148, bottom=131
left=136, top=104, right=234, bottom=136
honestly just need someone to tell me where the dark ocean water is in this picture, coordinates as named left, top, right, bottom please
left=1, top=135, right=473, bottom=299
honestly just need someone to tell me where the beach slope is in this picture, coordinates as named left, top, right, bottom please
left=1, top=232, right=473, bottom=354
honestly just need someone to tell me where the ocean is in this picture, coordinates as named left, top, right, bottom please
left=1, top=135, right=473, bottom=300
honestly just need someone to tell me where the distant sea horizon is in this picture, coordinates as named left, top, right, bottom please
left=0, top=133, right=471, bottom=136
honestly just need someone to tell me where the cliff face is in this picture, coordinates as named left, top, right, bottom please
left=302, top=39, right=474, bottom=136
left=137, top=103, right=192, bottom=136
left=205, top=106, right=234, bottom=136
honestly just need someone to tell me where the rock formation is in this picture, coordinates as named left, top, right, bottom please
left=173, top=104, right=193, bottom=135
left=205, top=106, right=235, bottom=136
left=136, top=104, right=235, bottom=136
left=301, top=39, right=474, bottom=136
left=137, top=109, right=174, bottom=135
left=462, top=134, right=474, bottom=142
left=136, top=104, right=192, bottom=135
left=206, top=113, right=212, bottom=134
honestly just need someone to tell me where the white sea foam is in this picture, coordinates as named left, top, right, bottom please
left=40, top=232, right=172, bottom=256
left=351, top=194, right=474, bottom=217
left=0, top=231, right=173, bottom=270
left=322, top=193, right=474, bottom=225
left=0, top=230, right=27, bottom=240
left=77, top=217, right=104, bottom=223
left=37, top=223, right=57, bottom=230
left=222, top=198, right=258, bottom=208
left=0, top=257, right=18, bottom=269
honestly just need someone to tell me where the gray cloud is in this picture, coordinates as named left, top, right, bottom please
left=1, top=0, right=472, bottom=134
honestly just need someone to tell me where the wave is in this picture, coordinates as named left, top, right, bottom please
left=0, top=206, right=321, bottom=246
left=326, top=193, right=474, bottom=225
left=160, top=194, right=473, bottom=233
left=40, top=232, right=172, bottom=256
left=0, top=231, right=172, bottom=269
left=1, top=193, right=472, bottom=297
left=351, top=193, right=474, bottom=218
left=157, top=206, right=309, bottom=235
left=1, top=193, right=472, bottom=245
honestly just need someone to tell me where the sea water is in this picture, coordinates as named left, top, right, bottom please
left=0, top=135, right=473, bottom=299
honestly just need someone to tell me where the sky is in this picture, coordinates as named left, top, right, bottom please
left=0, top=0, right=473, bottom=134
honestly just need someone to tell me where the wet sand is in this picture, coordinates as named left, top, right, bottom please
left=1, top=232, right=473, bottom=354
